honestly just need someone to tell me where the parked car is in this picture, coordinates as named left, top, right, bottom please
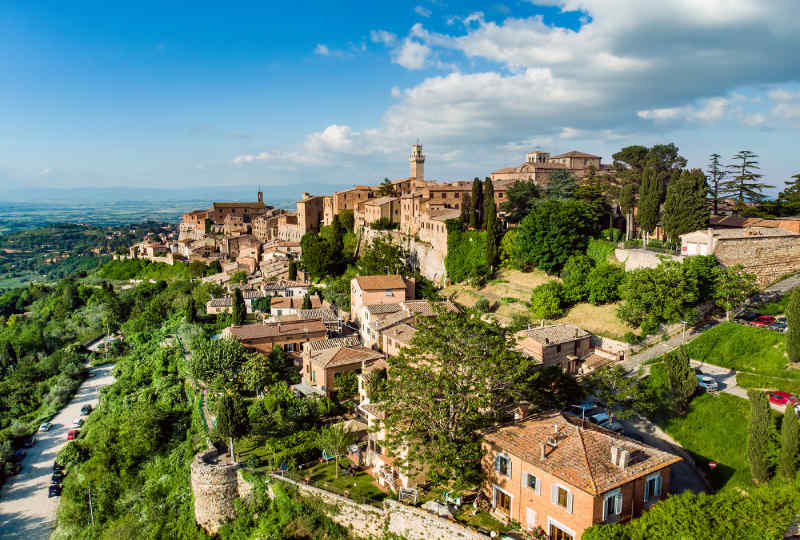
left=51, top=471, right=64, bottom=484
left=738, top=312, right=760, bottom=322
left=767, top=391, right=798, bottom=405
left=48, top=484, right=62, bottom=498
left=23, top=436, right=36, bottom=448
left=53, top=461, right=64, bottom=472
left=566, top=403, right=600, bottom=420
left=696, top=374, right=719, bottom=392
left=752, top=315, right=776, bottom=327
left=587, top=412, right=624, bottom=432
left=39, top=422, right=52, bottom=432
left=770, top=322, right=788, bottom=332
left=80, top=404, right=93, bottom=415
left=71, top=418, right=84, bottom=428
left=66, top=429, right=79, bottom=441
left=12, top=449, right=25, bottom=462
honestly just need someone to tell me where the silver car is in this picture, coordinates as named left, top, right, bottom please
left=696, top=374, right=718, bottom=391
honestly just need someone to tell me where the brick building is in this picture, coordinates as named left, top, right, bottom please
left=301, top=343, right=385, bottom=398
left=223, top=318, right=327, bottom=356
left=514, top=324, right=592, bottom=374
left=490, top=150, right=610, bottom=186
left=482, top=411, right=681, bottom=539
left=350, top=275, right=415, bottom=325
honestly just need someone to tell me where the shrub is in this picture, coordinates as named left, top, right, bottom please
left=475, top=298, right=491, bottom=312
left=585, top=263, right=625, bottom=305
left=560, top=254, right=594, bottom=303
left=586, top=238, right=616, bottom=265
left=370, top=217, right=398, bottom=230
left=624, top=239, right=642, bottom=249
left=624, top=331, right=642, bottom=344
left=602, top=228, right=621, bottom=242
left=530, top=282, right=564, bottom=319
left=445, top=221, right=489, bottom=283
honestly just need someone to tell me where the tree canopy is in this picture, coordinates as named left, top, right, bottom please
left=663, top=169, right=709, bottom=244
left=499, top=180, right=539, bottom=224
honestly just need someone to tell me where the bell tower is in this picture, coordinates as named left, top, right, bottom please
left=257, top=188, right=263, bottom=204
left=409, top=143, right=425, bottom=181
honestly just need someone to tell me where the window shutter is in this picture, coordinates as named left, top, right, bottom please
left=567, top=492, right=573, bottom=514
left=536, top=476, right=541, bottom=496
left=615, top=494, right=622, bottom=514
left=508, top=459, right=512, bottom=478
left=643, top=479, right=649, bottom=502
left=551, top=485, right=558, bottom=505
left=494, top=455, right=500, bottom=473
left=655, top=474, right=662, bottom=497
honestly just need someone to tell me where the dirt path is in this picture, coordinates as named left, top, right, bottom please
left=0, top=363, right=115, bottom=539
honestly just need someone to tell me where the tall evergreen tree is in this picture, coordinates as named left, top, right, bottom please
left=483, top=178, right=498, bottom=269
left=620, top=183, right=636, bottom=241
left=707, top=153, right=725, bottom=215
left=232, top=288, right=247, bottom=326
left=786, top=289, right=800, bottom=363
left=544, top=170, right=578, bottom=199
left=288, top=260, right=297, bottom=281
left=459, top=194, right=471, bottom=225
left=637, top=166, right=661, bottom=241
left=779, top=406, right=799, bottom=480
left=302, top=293, right=312, bottom=310
left=777, top=173, right=800, bottom=216
left=500, top=180, right=540, bottom=224
left=470, top=177, right=483, bottom=229
left=747, top=389, right=773, bottom=483
left=185, top=297, right=197, bottom=323
left=664, top=347, right=696, bottom=415
left=722, top=150, right=774, bottom=204
left=663, top=169, right=709, bottom=244
left=216, top=393, right=249, bottom=462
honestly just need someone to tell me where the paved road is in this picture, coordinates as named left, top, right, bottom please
left=692, top=361, right=788, bottom=413
left=621, top=321, right=719, bottom=372
left=0, top=363, right=115, bottom=539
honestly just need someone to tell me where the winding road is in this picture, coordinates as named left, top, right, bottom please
left=0, top=363, right=115, bottom=539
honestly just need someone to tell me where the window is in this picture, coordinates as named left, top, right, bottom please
left=603, top=488, right=622, bottom=521
left=548, top=519, right=575, bottom=540
left=311, top=369, right=316, bottom=383
left=644, top=472, right=662, bottom=502
left=455, top=192, right=460, bottom=198
left=494, top=454, right=511, bottom=477
left=525, top=472, right=541, bottom=494
left=551, top=484, right=573, bottom=513
left=499, top=193, right=504, bottom=198
left=493, top=485, right=512, bottom=515
left=525, top=507, right=537, bottom=529
left=385, top=290, right=394, bottom=296
left=556, top=344, right=561, bottom=353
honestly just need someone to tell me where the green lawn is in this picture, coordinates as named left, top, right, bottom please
left=684, top=322, right=799, bottom=379
left=237, top=436, right=271, bottom=471
left=657, top=393, right=751, bottom=490
left=303, top=461, right=387, bottom=505
left=736, top=372, right=800, bottom=395
left=755, top=294, right=791, bottom=316
left=453, top=508, right=512, bottom=534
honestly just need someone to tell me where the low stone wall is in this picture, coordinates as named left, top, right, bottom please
left=269, top=474, right=488, bottom=540
left=590, top=335, right=630, bottom=362
left=361, top=228, right=447, bottom=285
left=614, top=248, right=682, bottom=271
left=714, top=234, right=800, bottom=288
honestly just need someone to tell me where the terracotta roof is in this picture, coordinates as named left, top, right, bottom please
left=492, top=166, right=519, bottom=174
left=365, top=303, right=403, bottom=315
left=374, top=312, right=415, bottom=332
left=299, top=308, right=338, bottom=322
left=359, top=402, right=386, bottom=419
left=262, top=279, right=310, bottom=291
left=310, top=345, right=385, bottom=369
left=482, top=411, right=681, bottom=495
left=516, top=324, right=590, bottom=346
left=402, top=300, right=460, bottom=316
left=365, top=196, right=398, bottom=206
left=207, top=289, right=264, bottom=306
left=270, top=296, right=321, bottom=310
left=427, top=209, right=461, bottom=222
left=550, top=151, right=602, bottom=159
left=308, top=335, right=361, bottom=351
left=227, top=318, right=326, bottom=340
left=383, top=323, right=417, bottom=345
left=354, top=275, right=407, bottom=291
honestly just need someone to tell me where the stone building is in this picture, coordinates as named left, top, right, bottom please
left=223, top=318, right=327, bottom=357
left=350, top=275, right=415, bottom=325
left=277, top=213, right=301, bottom=242
left=356, top=196, right=400, bottom=228
left=301, top=343, right=385, bottom=398
left=209, top=191, right=270, bottom=225
left=297, top=193, right=325, bottom=235
left=490, top=150, right=610, bottom=186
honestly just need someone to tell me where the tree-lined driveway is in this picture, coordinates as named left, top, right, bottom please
left=0, top=363, right=115, bottom=540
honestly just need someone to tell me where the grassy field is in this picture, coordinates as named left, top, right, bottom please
left=303, top=461, right=387, bottom=504
left=658, top=393, right=751, bottom=490
left=685, top=322, right=799, bottom=379
left=441, top=267, right=635, bottom=339
left=736, top=372, right=800, bottom=395
left=756, top=294, right=790, bottom=316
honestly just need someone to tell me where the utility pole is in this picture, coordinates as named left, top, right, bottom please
left=680, top=320, right=687, bottom=344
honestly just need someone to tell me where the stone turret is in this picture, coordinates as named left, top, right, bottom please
left=190, top=448, right=240, bottom=534
left=409, top=143, right=425, bottom=181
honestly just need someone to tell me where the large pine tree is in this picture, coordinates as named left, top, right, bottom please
left=779, top=406, right=799, bottom=480
left=470, top=177, right=483, bottom=229
left=722, top=150, right=774, bottom=204
left=747, top=389, right=773, bottom=483
left=483, top=178, right=498, bottom=269
left=663, top=169, right=709, bottom=244
left=786, top=289, right=800, bottom=363
left=707, top=153, right=725, bottom=215
left=777, top=173, right=800, bottom=216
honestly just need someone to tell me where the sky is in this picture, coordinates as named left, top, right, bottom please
left=2, top=1, right=800, bottom=198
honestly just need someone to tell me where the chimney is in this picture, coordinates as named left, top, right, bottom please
left=515, top=401, right=531, bottom=420
left=553, top=423, right=559, bottom=435
left=540, top=443, right=546, bottom=461
left=619, top=449, right=630, bottom=469
left=611, top=446, right=619, bottom=467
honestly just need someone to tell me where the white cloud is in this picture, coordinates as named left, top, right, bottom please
left=559, top=127, right=585, bottom=139
left=314, top=44, right=330, bottom=56
left=370, top=29, right=397, bottom=46
left=414, top=5, right=432, bottom=17
left=392, top=39, right=431, bottom=70
left=638, top=97, right=730, bottom=124
left=305, top=124, right=354, bottom=152
left=743, top=113, right=766, bottom=127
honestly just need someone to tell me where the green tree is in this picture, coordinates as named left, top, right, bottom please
left=377, top=177, right=395, bottom=197
left=500, top=180, right=539, bottom=224
left=619, top=183, right=636, bottom=241
left=585, top=263, right=624, bottom=305
left=663, top=347, right=696, bottom=414
left=357, top=234, right=409, bottom=276
left=583, top=365, right=640, bottom=422
left=483, top=178, right=498, bottom=269
left=317, top=423, right=355, bottom=479
left=301, top=293, right=312, bottom=310
left=335, top=372, right=358, bottom=400
left=779, top=406, right=799, bottom=480
left=185, top=296, right=197, bottom=323
left=469, top=177, right=483, bottom=229
left=288, top=260, right=297, bottom=281
left=252, top=296, right=271, bottom=313
left=216, top=393, right=250, bottom=462
left=338, top=209, right=355, bottom=232
left=560, top=254, right=595, bottom=303
left=544, top=169, right=578, bottom=199
left=512, top=199, right=597, bottom=274
left=638, top=166, right=661, bottom=241
left=617, top=260, right=698, bottom=328
left=189, top=336, right=250, bottom=388
left=787, top=289, right=800, bottom=363
left=382, top=310, right=530, bottom=484
left=459, top=194, right=471, bottom=225
left=708, top=153, right=726, bottom=215
left=188, top=260, right=208, bottom=279
left=241, top=354, right=275, bottom=397
left=663, top=169, right=709, bottom=244
left=498, top=228, right=518, bottom=268
left=229, top=271, right=247, bottom=284
left=777, top=173, right=800, bottom=216
left=713, top=264, right=757, bottom=320
left=300, top=232, right=336, bottom=279
left=232, top=288, right=247, bottom=326
left=747, top=389, right=774, bottom=483
left=723, top=150, right=774, bottom=204
left=529, top=282, right=564, bottom=319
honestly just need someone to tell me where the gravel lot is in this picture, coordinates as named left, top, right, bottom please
left=0, top=363, right=114, bottom=539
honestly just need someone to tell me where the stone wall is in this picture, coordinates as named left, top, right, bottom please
left=614, top=248, right=682, bottom=271
left=590, top=334, right=630, bottom=362
left=361, top=228, right=447, bottom=285
left=713, top=235, right=800, bottom=288
left=269, top=474, right=488, bottom=540
left=190, top=449, right=243, bottom=535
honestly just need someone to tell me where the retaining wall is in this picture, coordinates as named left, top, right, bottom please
left=361, top=228, right=447, bottom=285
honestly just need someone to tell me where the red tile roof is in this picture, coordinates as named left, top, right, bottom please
left=354, top=275, right=407, bottom=291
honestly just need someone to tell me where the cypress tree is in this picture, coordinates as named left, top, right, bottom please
left=288, top=260, right=297, bottom=281
left=779, top=406, right=799, bottom=480
left=662, top=169, right=709, bottom=244
left=232, top=288, right=247, bottom=326
left=470, top=177, right=483, bottom=229
left=638, top=166, right=660, bottom=241
left=459, top=194, right=470, bottom=225
left=664, top=347, right=696, bottom=414
left=302, top=293, right=312, bottom=310
left=185, top=297, right=197, bottom=323
left=708, top=153, right=725, bottom=215
left=620, top=183, right=636, bottom=241
left=747, top=389, right=773, bottom=483
left=787, top=289, right=800, bottom=363
left=484, top=178, right=498, bottom=269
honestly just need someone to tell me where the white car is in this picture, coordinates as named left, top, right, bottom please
left=39, top=422, right=52, bottom=432
left=696, top=374, right=718, bottom=392
left=71, top=418, right=84, bottom=428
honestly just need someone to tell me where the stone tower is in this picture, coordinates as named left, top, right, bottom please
left=191, top=448, right=241, bottom=535
left=409, top=143, right=425, bottom=181
left=257, top=189, right=264, bottom=204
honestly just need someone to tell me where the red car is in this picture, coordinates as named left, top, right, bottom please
left=767, top=391, right=798, bottom=405
left=66, top=429, right=79, bottom=441
left=752, top=315, right=776, bottom=327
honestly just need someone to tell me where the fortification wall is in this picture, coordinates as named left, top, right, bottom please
left=190, top=449, right=241, bottom=535
left=361, top=228, right=447, bottom=285
left=713, top=235, right=800, bottom=288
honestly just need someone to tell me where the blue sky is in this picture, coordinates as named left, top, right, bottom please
left=2, top=1, right=800, bottom=197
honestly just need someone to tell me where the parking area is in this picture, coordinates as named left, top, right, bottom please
left=0, top=364, right=114, bottom=540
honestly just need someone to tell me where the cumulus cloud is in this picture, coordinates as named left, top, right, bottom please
left=638, top=97, right=730, bottom=124
left=392, top=38, right=431, bottom=70
left=314, top=44, right=330, bottom=56
left=370, top=29, right=397, bottom=46
left=414, top=5, right=432, bottom=18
